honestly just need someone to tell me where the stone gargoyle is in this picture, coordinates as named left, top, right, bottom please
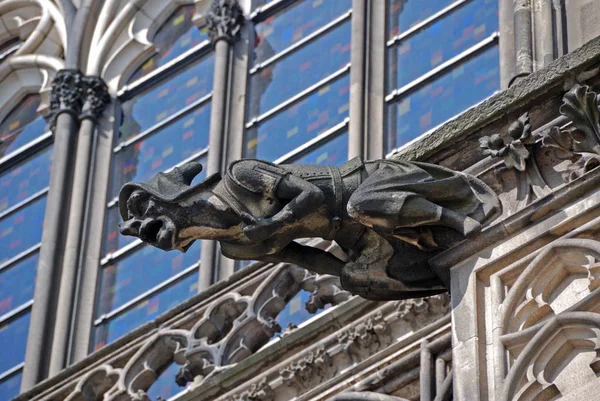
left=119, top=157, right=500, bottom=300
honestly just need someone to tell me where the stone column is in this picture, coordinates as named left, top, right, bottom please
left=348, top=0, right=368, bottom=159
left=21, top=70, right=85, bottom=390
left=512, top=0, right=533, bottom=86
left=199, top=0, right=244, bottom=290
left=48, top=77, right=110, bottom=375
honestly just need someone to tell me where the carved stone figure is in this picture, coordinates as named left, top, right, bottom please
left=119, top=157, right=500, bottom=300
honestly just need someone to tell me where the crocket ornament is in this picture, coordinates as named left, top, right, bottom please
left=119, top=157, right=500, bottom=300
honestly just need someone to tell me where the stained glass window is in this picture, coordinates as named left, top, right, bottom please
left=387, top=45, right=499, bottom=150
left=119, top=54, right=214, bottom=139
left=387, top=0, right=498, bottom=91
left=0, top=146, right=52, bottom=213
left=111, top=104, right=210, bottom=199
left=0, top=371, right=21, bottom=401
left=92, top=272, right=198, bottom=350
left=0, top=311, right=30, bottom=373
left=96, top=243, right=201, bottom=316
left=253, top=0, right=352, bottom=65
left=129, top=6, right=209, bottom=82
left=0, top=94, right=48, bottom=158
left=248, top=20, right=351, bottom=118
left=290, top=132, right=349, bottom=166
left=0, top=196, right=46, bottom=264
left=388, top=0, right=456, bottom=39
left=245, top=74, right=350, bottom=161
left=0, top=253, right=37, bottom=315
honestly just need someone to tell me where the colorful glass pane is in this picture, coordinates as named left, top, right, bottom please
left=387, top=0, right=456, bottom=39
left=0, top=95, right=47, bottom=158
left=129, top=6, right=209, bottom=82
left=386, top=45, right=499, bottom=151
left=119, top=55, right=214, bottom=140
left=247, top=20, right=351, bottom=119
left=146, top=363, right=188, bottom=401
left=0, top=371, right=21, bottom=401
left=0, top=253, right=37, bottom=315
left=387, top=0, right=498, bottom=91
left=92, top=272, right=198, bottom=350
left=245, top=74, right=350, bottom=161
left=0, top=146, right=52, bottom=214
left=96, top=242, right=201, bottom=316
left=111, top=103, right=210, bottom=199
left=253, top=0, right=352, bottom=65
left=0, top=311, right=30, bottom=373
left=0, top=196, right=46, bottom=264
left=290, top=132, right=348, bottom=166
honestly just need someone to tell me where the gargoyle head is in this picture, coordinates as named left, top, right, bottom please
left=118, top=162, right=222, bottom=252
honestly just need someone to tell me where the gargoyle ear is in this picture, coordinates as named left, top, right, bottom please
left=176, top=162, right=203, bottom=185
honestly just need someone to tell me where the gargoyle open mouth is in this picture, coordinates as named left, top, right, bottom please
left=139, top=218, right=174, bottom=250
left=121, top=216, right=183, bottom=252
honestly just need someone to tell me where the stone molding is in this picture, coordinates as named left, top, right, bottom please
left=206, top=0, right=245, bottom=45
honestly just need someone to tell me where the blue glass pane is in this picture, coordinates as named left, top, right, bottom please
left=120, top=55, right=214, bottom=139
left=0, top=253, right=37, bottom=315
left=0, top=196, right=46, bottom=264
left=253, top=0, right=352, bottom=65
left=0, top=311, right=30, bottom=373
left=245, top=74, right=350, bottom=161
left=92, top=272, right=198, bottom=350
left=111, top=103, right=211, bottom=198
left=130, top=6, right=209, bottom=82
left=96, top=242, right=201, bottom=316
left=388, top=0, right=498, bottom=91
left=388, top=0, right=455, bottom=39
left=275, top=290, right=313, bottom=334
left=291, top=132, right=348, bottom=166
left=248, top=20, right=351, bottom=118
left=105, top=154, right=208, bottom=255
left=0, top=95, right=47, bottom=158
left=0, top=146, right=52, bottom=214
left=386, top=45, right=499, bottom=151
left=146, top=363, right=188, bottom=401
left=0, top=371, right=21, bottom=401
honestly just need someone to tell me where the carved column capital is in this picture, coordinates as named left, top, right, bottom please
left=48, top=69, right=85, bottom=127
left=206, top=0, right=245, bottom=45
left=82, top=76, right=111, bottom=121
left=48, top=71, right=112, bottom=126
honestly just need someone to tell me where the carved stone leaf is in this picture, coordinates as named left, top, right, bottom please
left=541, top=126, right=575, bottom=160
left=505, top=142, right=530, bottom=172
left=559, top=84, right=600, bottom=154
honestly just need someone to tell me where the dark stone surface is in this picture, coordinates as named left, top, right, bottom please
left=119, top=157, right=500, bottom=300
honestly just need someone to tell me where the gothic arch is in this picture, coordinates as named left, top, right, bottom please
left=95, top=0, right=212, bottom=92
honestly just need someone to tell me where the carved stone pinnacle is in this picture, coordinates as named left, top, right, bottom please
left=206, top=0, right=245, bottom=45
